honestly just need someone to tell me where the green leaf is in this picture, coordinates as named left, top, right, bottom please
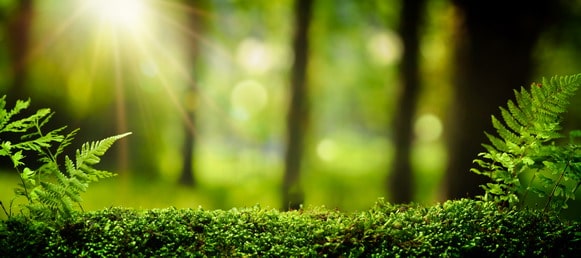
left=10, top=150, right=24, bottom=168
left=21, top=167, right=35, bottom=180
left=521, top=157, right=535, bottom=166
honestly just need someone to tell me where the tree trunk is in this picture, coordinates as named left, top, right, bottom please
left=388, top=0, right=427, bottom=204
left=283, top=0, right=313, bottom=211
left=179, top=0, right=206, bottom=187
left=444, top=0, right=555, bottom=199
left=0, top=0, right=34, bottom=172
left=7, top=0, right=33, bottom=99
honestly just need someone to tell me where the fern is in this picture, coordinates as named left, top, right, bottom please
left=472, top=74, right=581, bottom=212
left=0, top=95, right=130, bottom=221
left=28, top=133, right=131, bottom=220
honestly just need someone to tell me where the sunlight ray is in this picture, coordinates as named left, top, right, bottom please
left=135, top=3, right=270, bottom=145
left=154, top=7, right=234, bottom=69
left=111, top=31, right=130, bottom=173
left=27, top=2, right=89, bottom=69
left=129, top=28, right=197, bottom=134
left=148, top=7, right=246, bottom=130
left=35, top=0, right=260, bottom=143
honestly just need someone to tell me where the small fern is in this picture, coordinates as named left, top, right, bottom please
left=472, top=74, right=581, bottom=212
left=0, top=95, right=130, bottom=221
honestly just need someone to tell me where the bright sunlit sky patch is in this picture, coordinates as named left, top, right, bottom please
left=86, top=0, right=152, bottom=32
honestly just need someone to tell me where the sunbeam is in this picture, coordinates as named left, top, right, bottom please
left=23, top=0, right=265, bottom=176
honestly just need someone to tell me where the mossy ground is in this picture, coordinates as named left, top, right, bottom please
left=1, top=199, right=580, bottom=257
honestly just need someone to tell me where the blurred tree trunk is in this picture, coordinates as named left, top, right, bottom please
left=0, top=1, right=34, bottom=171
left=179, top=0, right=207, bottom=187
left=283, top=0, right=313, bottom=211
left=444, top=0, right=555, bottom=199
left=7, top=0, right=33, bottom=99
left=388, top=0, right=426, bottom=204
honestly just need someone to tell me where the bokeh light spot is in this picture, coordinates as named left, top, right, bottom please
left=230, top=80, right=268, bottom=120
left=366, top=30, right=402, bottom=66
left=317, top=138, right=338, bottom=162
left=414, top=113, right=443, bottom=142
left=236, top=38, right=273, bottom=74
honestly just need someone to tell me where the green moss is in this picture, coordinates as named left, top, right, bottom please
left=1, top=199, right=579, bottom=256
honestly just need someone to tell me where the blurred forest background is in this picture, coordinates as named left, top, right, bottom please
left=2, top=0, right=581, bottom=217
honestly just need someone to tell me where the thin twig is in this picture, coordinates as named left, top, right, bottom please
left=544, top=161, right=570, bottom=212
left=15, top=167, right=32, bottom=203
left=0, top=201, right=9, bottom=218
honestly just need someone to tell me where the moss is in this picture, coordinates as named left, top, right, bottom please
left=1, top=199, right=580, bottom=256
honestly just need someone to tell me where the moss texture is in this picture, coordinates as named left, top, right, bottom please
left=1, top=199, right=580, bottom=257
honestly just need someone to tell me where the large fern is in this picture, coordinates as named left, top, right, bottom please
left=472, top=74, right=581, bottom=211
left=0, top=95, right=130, bottom=221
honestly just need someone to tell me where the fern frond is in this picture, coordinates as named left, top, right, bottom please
left=499, top=107, right=523, bottom=134
left=35, top=183, right=62, bottom=209
left=54, top=166, right=69, bottom=188
left=9, top=150, right=25, bottom=168
left=38, top=110, right=55, bottom=129
left=507, top=100, right=528, bottom=128
left=1, top=95, right=131, bottom=222
left=514, top=87, right=534, bottom=122
left=484, top=132, right=508, bottom=152
left=64, top=187, right=83, bottom=203
left=2, top=108, right=51, bottom=134
left=491, top=115, right=519, bottom=146
left=0, top=97, right=31, bottom=132
left=37, top=161, right=58, bottom=178
left=75, top=132, right=131, bottom=174
left=37, top=180, right=78, bottom=217
left=473, top=74, right=581, bottom=210
left=68, top=177, right=88, bottom=194
left=14, top=127, right=66, bottom=153
left=55, top=128, right=80, bottom=158
left=64, top=156, right=77, bottom=177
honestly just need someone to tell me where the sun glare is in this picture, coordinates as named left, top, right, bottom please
left=87, top=0, right=150, bottom=31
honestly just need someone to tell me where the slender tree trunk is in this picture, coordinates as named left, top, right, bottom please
left=283, top=0, right=313, bottom=211
left=7, top=0, right=34, bottom=99
left=180, top=112, right=196, bottom=186
left=179, top=1, right=206, bottom=187
left=388, top=0, right=426, bottom=204
left=444, top=0, right=554, bottom=199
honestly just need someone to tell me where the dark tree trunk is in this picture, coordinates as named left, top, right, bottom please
left=7, top=0, right=33, bottom=99
left=388, top=0, right=427, bottom=204
left=0, top=0, right=34, bottom=172
left=444, top=0, right=555, bottom=199
left=180, top=116, right=196, bottom=186
left=179, top=1, right=206, bottom=187
left=283, top=0, right=313, bottom=211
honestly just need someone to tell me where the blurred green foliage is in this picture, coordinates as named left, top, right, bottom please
left=0, top=0, right=581, bottom=213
